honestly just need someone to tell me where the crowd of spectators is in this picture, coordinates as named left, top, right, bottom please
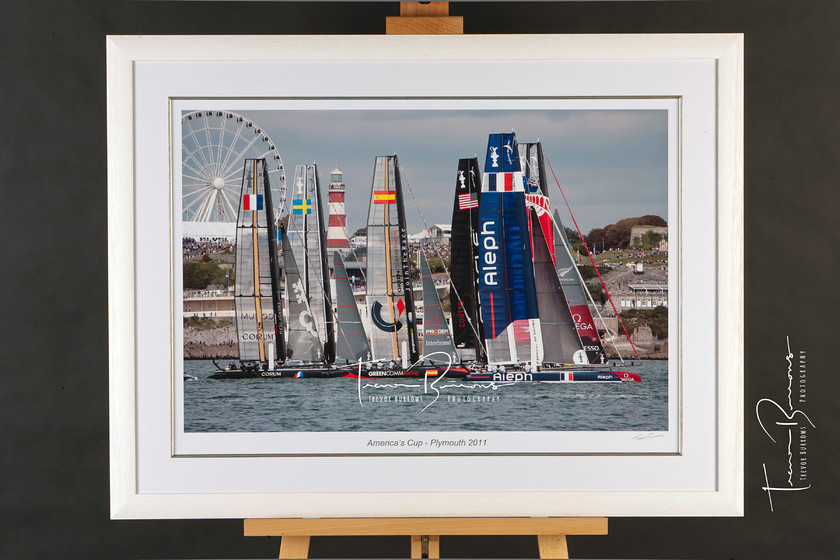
left=183, top=237, right=234, bottom=262
left=409, top=240, right=451, bottom=263
left=598, top=247, right=668, bottom=269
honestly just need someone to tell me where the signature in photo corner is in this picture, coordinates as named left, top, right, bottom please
left=755, top=335, right=815, bottom=512
left=356, top=352, right=515, bottom=411
left=631, top=432, right=665, bottom=441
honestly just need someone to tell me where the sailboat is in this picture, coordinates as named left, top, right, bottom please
left=285, top=164, right=336, bottom=363
left=460, top=133, right=640, bottom=383
left=359, top=155, right=468, bottom=379
left=210, top=160, right=351, bottom=379
left=210, top=159, right=287, bottom=378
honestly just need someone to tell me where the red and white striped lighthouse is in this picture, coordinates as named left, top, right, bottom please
left=326, top=164, right=350, bottom=255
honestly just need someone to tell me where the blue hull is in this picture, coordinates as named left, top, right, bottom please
left=465, top=370, right=641, bottom=383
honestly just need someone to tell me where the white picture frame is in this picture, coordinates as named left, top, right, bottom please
left=108, top=33, right=743, bottom=519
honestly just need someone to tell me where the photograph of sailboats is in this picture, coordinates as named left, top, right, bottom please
left=179, top=105, right=674, bottom=436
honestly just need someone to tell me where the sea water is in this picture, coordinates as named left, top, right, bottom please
left=183, top=360, right=669, bottom=432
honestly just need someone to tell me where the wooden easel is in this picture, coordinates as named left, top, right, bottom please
left=244, top=5, right=608, bottom=558
left=385, top=1, right=464, bottom=35
left=245, top=517, right=608, bottom=559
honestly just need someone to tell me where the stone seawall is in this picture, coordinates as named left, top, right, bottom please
left=184, top=343, right=238, bottom=359
left=604, top=337, right=669, bottom=360
left=183, top=323, right=238, bottom=359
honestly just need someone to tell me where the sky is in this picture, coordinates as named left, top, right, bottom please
left=184, top=107, right=669, bottom=236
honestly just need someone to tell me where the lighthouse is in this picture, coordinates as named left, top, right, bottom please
left=326, top=164, right=350, bottom=257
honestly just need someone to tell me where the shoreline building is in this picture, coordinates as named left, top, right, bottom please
left=326, top=164, right=350, bottom=258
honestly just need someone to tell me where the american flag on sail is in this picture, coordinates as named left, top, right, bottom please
left=458, top=192, right=478, bottom=210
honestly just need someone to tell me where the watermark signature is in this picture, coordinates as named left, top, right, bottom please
left=356, top=352, right=513, bottom=411
left=755, top=336, right=814, bottom=511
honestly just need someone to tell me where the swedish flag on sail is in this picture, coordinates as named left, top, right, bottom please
left=292, top=198, right=312, bottom=215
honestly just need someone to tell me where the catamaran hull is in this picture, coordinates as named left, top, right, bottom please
left=464, top=370, right=641, bottom=383
left=344, top=367, right=470, bottom=380
left=209, top=366, right=352, bottom=379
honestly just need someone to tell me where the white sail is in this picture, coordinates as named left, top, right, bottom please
left=364, top=156, right=419, bottom=363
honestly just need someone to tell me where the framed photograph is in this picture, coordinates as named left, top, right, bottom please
left=108, top=34, right=743, bottom=519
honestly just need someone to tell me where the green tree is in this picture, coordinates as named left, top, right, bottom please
left=619, top=306, right=668, bottom=339
left=588, top=215, right=667, bottom=250
left=564, top=227, right=581, bottom=245
left=578, top=264, right=608, bottom=281
left=641, top=230, right=664, bottom=247
left=587, top=282, right=607, bottom=305
left=426, top=257, right=447, bottom=273
left=183, top=263, right=231, bottom=290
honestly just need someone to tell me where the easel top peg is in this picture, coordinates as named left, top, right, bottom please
left=386, top=2, right=464, bottom=35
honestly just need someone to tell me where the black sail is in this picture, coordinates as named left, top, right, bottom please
left=259, top=159, right=286, bottom=362
left=448, top=157, right=484, bottom=361
left=392, top=161, right=420, bottom=365
left=312, top=167, right=336, bottom=363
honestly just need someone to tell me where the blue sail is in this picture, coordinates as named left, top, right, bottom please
left=478, top=132, right=539, bottom=339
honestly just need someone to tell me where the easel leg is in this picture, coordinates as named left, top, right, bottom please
left=410, top=535, right=440, bottom=559
left=278, top=535, right=310, bottom=559
left=537, top=535, right=569, bottom=559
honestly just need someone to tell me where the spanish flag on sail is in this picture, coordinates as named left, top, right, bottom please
left=373, top=190, right=396, bottom=204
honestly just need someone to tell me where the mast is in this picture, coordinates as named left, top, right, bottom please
left=383, top=160, right=400, bottom=359
left=250, top=161, right=266, bottom=362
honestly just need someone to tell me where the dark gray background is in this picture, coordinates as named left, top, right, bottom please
left=3, top=1, right=838, bottom=558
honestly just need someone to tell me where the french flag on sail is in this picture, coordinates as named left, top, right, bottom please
left=243, top=194, right=263, bottom=211
left=486, top=173, right=517, bottom=192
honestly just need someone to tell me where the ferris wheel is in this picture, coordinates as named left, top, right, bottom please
left=181, top=110, right=287, bottom=222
